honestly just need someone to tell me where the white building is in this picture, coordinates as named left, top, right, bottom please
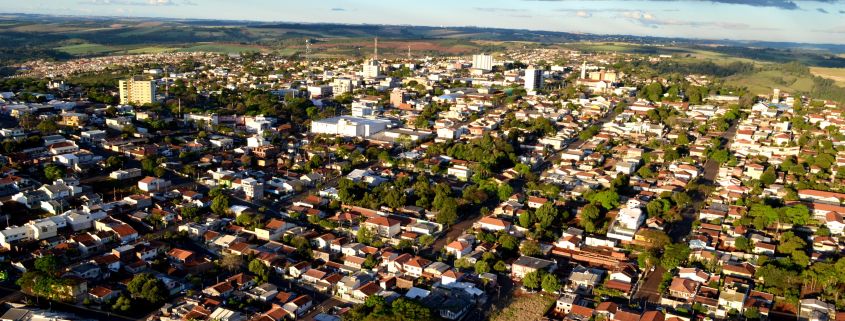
left=242, top=178, right=264, bottom=201
left=607, top=207, right=645, bottom=242
left=525, top=66, right=543, bottom=92
left=472, top=54, right=493, bottom=72
left=311, top=116, right=392, bottom=137
left=362, top=60, right=381, bottom=78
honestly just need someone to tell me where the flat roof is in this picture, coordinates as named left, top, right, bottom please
left=313, top=116, right=392, bottom=126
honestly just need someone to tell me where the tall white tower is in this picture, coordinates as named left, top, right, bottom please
left=773, top=88, right=781, bottom=104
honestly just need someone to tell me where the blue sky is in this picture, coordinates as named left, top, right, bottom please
left=6, top=0, right=845, bottom=44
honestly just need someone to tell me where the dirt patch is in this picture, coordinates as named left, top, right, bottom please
left=135, top=21, right=165, bottom=28
left=109, top=24, right=127, bottom=28
left=489, top=294, right=554, bottom=321
left=240, top=28, right=254, bottom=37
left=311, top=41, right=472, bottom=53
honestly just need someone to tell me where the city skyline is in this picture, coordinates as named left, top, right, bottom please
left=4, top=0, right=845, bottom=44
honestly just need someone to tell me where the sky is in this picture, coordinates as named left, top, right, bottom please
left=5, top=0, right=845, bottom=44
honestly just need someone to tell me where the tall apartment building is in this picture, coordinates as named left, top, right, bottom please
left=525, top=66, right=543, bottom=92
left=390, top=88, right=407, bottom=107
left=332, top=78, right=355, bottom=96
left=119, top=76, right=156, bottom=105
left=241, top=178, right=264, bottom=201
left=472, top=54, right=493, bottom=72
left=362, top=60, right=381, bottom=78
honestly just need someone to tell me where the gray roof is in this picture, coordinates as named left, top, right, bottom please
left=513, top=256, right=556, bottom=271
left=0, top=309, right=31, bottom=321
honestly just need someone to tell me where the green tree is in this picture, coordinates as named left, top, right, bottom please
left=591, top=190, right=620, bottom=210
left=498, top=234, right=520, bottom=252
left=535, top=203, right=559, bottom=229
left=180, top=206, right=198, bottom=218
left=744, top=307, right=760, bottom=320
left=209, top=187, right=224, bottom=197
left=522, top=270, right=544, bottom=289
left=672, top=192, right=693, bottom=209
left=153, top=167, right=166, bottom=178
left=249, top=259, right=269, bottom=282
left=519, top=210, right=536, bottom=228
left=34, top=256, right=60, bottom=272
left=498, top=184, right=514, bottom=201
left=44, top=164, right=65, bottom=181
left=521, top=240, right=542, bottom=257
left=475, top=260, right=491, bottom=274
left=37, top=119, right=59, bottom=134
left=357, top=226, right=374, bottom=245
left=141, top=278, right=169, bottom=304
left=542, top=273, right=562, bottom=293
left=211, top=195, right=230, bottom=215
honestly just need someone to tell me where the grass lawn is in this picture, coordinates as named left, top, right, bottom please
left=489, top=294, right=554, bottom=321
left=810, top=67, right=845, bottom=86
left=54, top=44, right=116, bottom=55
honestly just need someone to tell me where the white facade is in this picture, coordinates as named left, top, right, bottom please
left=362, top=60, right=381, bottom=78
left=242, top=178, right=264, bottom=201
left=311, top=116, right=391, bottom=137
left=525, top=66, right=542, bottom=92
left=472, top=54, right=493, bottom=71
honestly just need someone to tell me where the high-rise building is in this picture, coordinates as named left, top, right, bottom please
left=525, top=66, right=543, bottom=92
left=773, top=88, right=781, bottom=104
left=363, top=60, right=381, bottom=78
left=119, top=76, right=156, bottom=105
left=472, top=54, right=493, bottom=71
left=362, top=38, right=381, bottom=78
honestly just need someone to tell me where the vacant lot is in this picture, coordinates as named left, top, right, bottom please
left=811, top=67, right=845, bottom=86
left=489, top=294, right=554, bottom=321
left=54, top=44, right=116, bottom=55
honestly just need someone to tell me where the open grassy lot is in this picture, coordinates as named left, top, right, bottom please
left=725, top=69, right=820, bottom=94
left=54, top=44, right=117, bottom=55
left=126, top=47, right=181, bottom=54
left=489, top=294, right=554, bottom=321
left=811, top=67, right=845, bottom=86
left=177, top=43, right=266, bottom=53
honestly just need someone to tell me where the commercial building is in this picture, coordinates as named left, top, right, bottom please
left=119, top=76, right=156, bottom=105
left=311, top=116, right=392, bottom=137
left=242, top=178, right=264, bottom=201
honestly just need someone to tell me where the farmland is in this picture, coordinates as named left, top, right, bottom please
left=54, top=44, right=116, bottom=55
left=811, top=67, right=845, bottom=87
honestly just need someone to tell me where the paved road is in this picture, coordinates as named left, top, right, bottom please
left=667, top=121, right=738, bottom=242
left=632, top=265, right=668, bottom=306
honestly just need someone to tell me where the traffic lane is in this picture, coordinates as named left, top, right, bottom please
left=633, top=265, right=667, bottom=304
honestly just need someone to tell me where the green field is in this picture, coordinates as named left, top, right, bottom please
left=560, top=42, right=770, bottom=65
left=126, top=47, right=181, bottom=54
left=54, top=44, right=116, bottom=55
left=726, top=70, right=816, bottom=94
left=811, top=67, right=845, bottom=87
left=177, top=44, right=263, bottom=53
